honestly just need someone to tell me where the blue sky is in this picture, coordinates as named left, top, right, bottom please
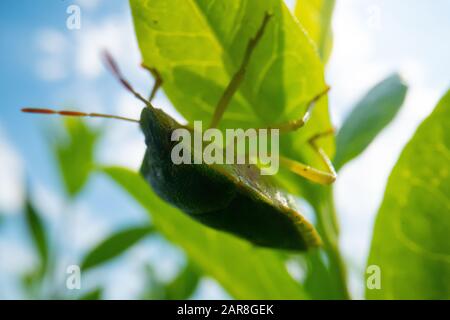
left=0, top=0, right=449, bottom=299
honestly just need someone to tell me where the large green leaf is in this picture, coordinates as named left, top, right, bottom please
left=103, top=166, right=308, bottom=299
left=130, top=0, right=343, bottom=299
left=294, top=0, right=335, bottom=63
left=81, top=225, right=154, bottom=271
left=130, top=0, right=333, bottom=176
left=24, top=199, right=49, bottom=276
left=334, top=74, right=408, bottom=170
left=366, top=89, right=450, bottom=299
left=53, top=118, right=100, bottom=197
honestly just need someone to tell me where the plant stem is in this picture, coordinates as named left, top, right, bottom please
left=316, top=187, right=350, bottom=299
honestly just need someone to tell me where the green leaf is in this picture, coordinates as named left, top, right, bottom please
left=21, top=268, right=43, bottom=298
left=130, top=0, right=333, bottom=182
left=103, top=166, right=308, bottom=299
left=129, top=0, right=337, bottom=299
left=141, top=264, right=167, bottom=300
left=53, top=118, right=100, bottom=197
left=165, top=262, right=201, bottom=300
left=294, top=0, right=335, bottom=63
left=79, top=288, right=103, bottom=300
left=334, top=74, right=408, bottom=170
left=81, top=225, right=154, bottom=271
left=24, top=199, right=49, bottom=276
left=366, top=89, right=450, bottom=299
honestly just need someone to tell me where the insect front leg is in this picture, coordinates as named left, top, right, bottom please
left=209, top=12, right=272, bottom=128
left=279, top=129, right=337, bottom=185
left=141, top=63, right=163, bottom=102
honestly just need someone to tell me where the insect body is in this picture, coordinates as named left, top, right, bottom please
left=23, top=13, right=336, bottom=251
left=139, top=105, right=321, bottom=250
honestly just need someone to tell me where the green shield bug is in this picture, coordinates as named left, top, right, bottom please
left=23, top=13, right=336, bottom=251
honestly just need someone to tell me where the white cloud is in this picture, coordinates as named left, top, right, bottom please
left=104, top=262, right=144, bottom=299
left=76, top=0, right=103, bottom=11
left=192, top=278, right=230, bottom=300
left=73, top=15, right=142, bottom=80
left=327, top=2, right=390, bottom=126
left=96, top=91, right=144, bottom=169
left=34, top=12, right=142, bottom=82
left=101, top=238, right=182, bottom=299
left=31, top=181, right=110, bottom=252
left=35, top=58, right=68, bottom=81
left=99, top=128, right=145, bottom=170
left=35, top=29, right=68, bottom=55
left=0, top=240, right=35, bottom=274
left=0, top=128, right=24, bottom=214
left=71, top=202, right=110, bottom=251
left=34, top=29, right=69, bottom=81
left=31, top=183, right=65, bottom=220
left=115, top=91, right=143, bottom=121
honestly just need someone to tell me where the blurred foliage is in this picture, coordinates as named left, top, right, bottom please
left=165, top=262, right=201, bottom=300
left=367, top=89, right=450, bottom=299
left=24, top=198, right=49, bottom=279
left=79, top=288, right=103, bottom=300
left=141, top=261, right=201, bottom=299
left=81, top=225, right=155, bottom=271
left=14, top=118, right=161, bottom=299
left=53, top=118, right=100, bottom=198
left=334, top=74, right=408, bottom=170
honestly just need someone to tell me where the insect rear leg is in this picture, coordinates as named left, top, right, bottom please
left=257, top=86, right=330, bottom=133
left=209, top=12, right=272, bottom=128
left=280, top=129, right=337, bottom=185
left=141, top=63, right=163, bottom=102
left=254, top=85, right=333, bottom=183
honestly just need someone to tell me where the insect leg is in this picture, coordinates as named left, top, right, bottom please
left=209, top=12, right=272, bottom=128
left=280, top=129, right=337, bottom=185
left=257, top=86, right=330, bottom=133
left=141, top=63, right=163, bottom=102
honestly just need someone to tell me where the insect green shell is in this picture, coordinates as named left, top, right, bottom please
left=139, top=106, right=321, bottom=251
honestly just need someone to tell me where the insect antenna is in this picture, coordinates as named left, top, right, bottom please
left=21, top=108, right=139, bottom=123
left=102, top=50, right=155, bottom=109
left=22, top=51, right=160, bottom=123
